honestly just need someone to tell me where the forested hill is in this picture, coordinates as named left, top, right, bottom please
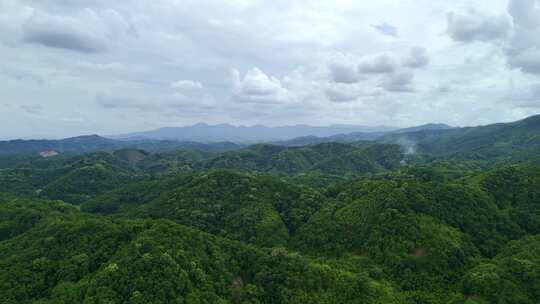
left=379, top=114, right=540, bottom=157
left=0, top=135, right=242, bottom=155
left=0, top=135, right=118, bottom=155
left=271, top=123, right=453, bottom=146
left=202, top=142, right=403, bottom=176
left=2, top=162, right=540, bottom=303
left=2, top=114, right=540, bottom=303
left=0, top=142, right=405, bottom=201
left=0, top=121, right=453, bottom=155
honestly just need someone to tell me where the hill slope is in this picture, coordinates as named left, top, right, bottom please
left=380, top=115, right=540, bottom=159
left=102, top=170, right=328, bottom=247
left=0, top=197, right=398, bottom=304
left=202, top=142, right=404, bottom=176
left=0, top=135, right=242, bottom=156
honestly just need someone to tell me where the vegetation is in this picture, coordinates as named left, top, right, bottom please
left=0, top=197, right=398, bottom=304
left=2, top=115, right=540, bottom=303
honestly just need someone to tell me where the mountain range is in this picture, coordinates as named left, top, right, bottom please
left=0, top=136, right=242, bottom=156
left=2, top=115, right=540, bottom=158
left=0, top=122, right=452, bottom=155
left=2, top=114, right=540, bottom=303
left=111, top=123, right=399, bottom=143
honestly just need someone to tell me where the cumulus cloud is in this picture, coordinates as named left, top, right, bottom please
left=169, top=80, right=215, bottom=108
left=327, top=55, right=360, bottom=83
left=506, top=0, right=540, bottom=74
left=372, top=23, right=399, bottom=38
left=508, top=0, right=540, bottom=29
left=507, top=48, right=540, bottom=74
left=231, top=68, right=295, bottom=103
left=379, top=71, right=415, bottom=92
left=358, top=54, right=397, bottom=74
left=171, top=80, right=204, bottom=90
left=445, top=2, right=540, bottom=76
left=3, top=0, right=540, bottom=138
left=403, top=47, right=430, bottom=69
left=447, top=10, right=511, bottom=43
left=232, top=68, right=282, bottom=95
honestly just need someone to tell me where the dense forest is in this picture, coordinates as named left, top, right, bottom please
left=2, top=115, right=540, bottom=303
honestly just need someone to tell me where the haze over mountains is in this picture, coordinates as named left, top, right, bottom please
left=111, top=123, right=400, bottom=143
left=0, top=121, right=455, bottom=155
left=0, top=136, right=242, bottom=156
left=111, top=122, right=454, bottom=144
left=3, top=114, right=540, bottom=159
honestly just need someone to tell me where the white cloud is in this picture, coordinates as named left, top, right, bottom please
left=358, top=54, right=398, bottom=74
left=379, top=71, right=415, bottom=92
left=327, top=54, right=361, bottom=83
left=231, top=68, right=296, bottom=104
left=507, top=47, right=540, bottom=74
left=403, top=47, right=430, bottom=69
left=506, top=0, right=540, bottom=74
left=2, top=0, right=540, bottom=138
left=232, top=68, right=282, bottom=96
left=447, top=10, right=511, bottom=43
left=171, top=80, right=204, bottom=90
left=508, top=0, right=540, bottom=29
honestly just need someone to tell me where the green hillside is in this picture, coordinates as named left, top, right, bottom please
left=203, top=142, right=403, bottom=180
left=3, top=115, right=540, bottom=303
left=127, top=170, right=327, bottom=247
left=380, top=115, right=540, bottom=166
left=0, top=197, right=398, bottom=304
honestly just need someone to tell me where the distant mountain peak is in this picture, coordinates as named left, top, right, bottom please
left=62, top=135, right=111, bottom=142
left=392, top=123, right=453, bottom=134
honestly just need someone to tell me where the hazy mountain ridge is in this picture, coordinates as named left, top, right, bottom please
left=273, top=123, right=454, bottom=146
left=3, top=115, right=540, bottom=160
left=378, top=114, right=540, bottom=157
left=0, top=135, right=243, bottom=155
left=0, top=122, right=446, bottom=155
left=111, top=123, right=398, bottom=143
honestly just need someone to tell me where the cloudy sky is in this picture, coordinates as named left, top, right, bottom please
left=1, top=0, right=540, bottom=139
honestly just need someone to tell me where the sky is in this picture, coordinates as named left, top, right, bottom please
left=1, top=0, right=540, bottom=139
